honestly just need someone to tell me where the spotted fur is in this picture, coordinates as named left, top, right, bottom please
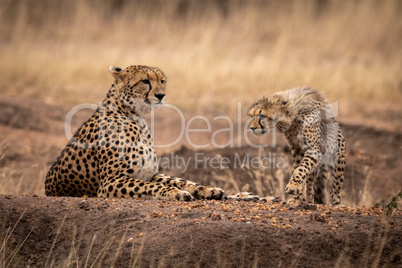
left=248, top=87, right=346, bottom=205
left=45, top=65, right=224, bottom=201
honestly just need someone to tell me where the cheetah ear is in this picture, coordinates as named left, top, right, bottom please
left=109, top=66, right=125, bottom=82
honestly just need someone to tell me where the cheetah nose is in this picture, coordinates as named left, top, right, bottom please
left=250, top=127, right=257, bottom=132
left=155, top=93, right=165, bottom=101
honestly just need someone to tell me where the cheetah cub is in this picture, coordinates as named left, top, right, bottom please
left=45, top=65, right=224, bottom=201
left=248, top=87, right=346, bottom=205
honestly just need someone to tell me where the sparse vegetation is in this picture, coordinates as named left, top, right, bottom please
left=376, top=191, right=402, bottom=215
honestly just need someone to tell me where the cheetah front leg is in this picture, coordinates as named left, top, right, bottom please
left=150, top=174, right=224, bottom=200
left=289, top=150, right=308, bottom=203
left=313, top=164, right=327, bottom=204
left=285, top=150, right=320, bottom=201
left=329, top=156, right=346, bottom=205
left=305, top=168, right=319, bottom=203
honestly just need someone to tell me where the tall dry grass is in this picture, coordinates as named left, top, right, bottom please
left=0, top=0, right=401, bottom=117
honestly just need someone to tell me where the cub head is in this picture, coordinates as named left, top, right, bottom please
left=248, top=94, right=292, bottom=135
left=109, top=65, right=167, bottom=116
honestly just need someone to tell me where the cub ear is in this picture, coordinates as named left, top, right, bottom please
left=108, top=66, right=124, bottom=82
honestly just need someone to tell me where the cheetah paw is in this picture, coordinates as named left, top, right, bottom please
left=287, top=197, right=304, bottom=204
left=175, top=190, right=193, bottom=201
left=285, top=181, right=303, bottom=197
left=193, top=186, right=224, bottom=200
left=163, top=190, right=193, bottom=201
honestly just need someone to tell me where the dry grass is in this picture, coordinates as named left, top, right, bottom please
left=0, top=165, right=46, bottom=196
left=0, top=0, right=401, bottom=117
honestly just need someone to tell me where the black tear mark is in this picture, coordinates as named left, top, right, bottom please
left=144, top=79, right=152, bottom=104
left=258, top=117, right=265, bottom=130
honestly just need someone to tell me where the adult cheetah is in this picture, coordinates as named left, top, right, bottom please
left=248, top=87, right=346, bottom=204
left=45, top=65, right=224, bottom=201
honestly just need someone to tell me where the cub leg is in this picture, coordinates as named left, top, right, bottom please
left=285, top=150, right=320, bottom=200
left=329, top=157, right=345, bottom=205
left=313, top=164, right=328, bottom=204
left=306, top=167, right=319, bottom=203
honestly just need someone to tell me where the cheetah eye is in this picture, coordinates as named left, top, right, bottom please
left=259, top=115, right=266, bottom=120
left=141, top=79, right=150, bottom=85
left=161, top=79, right=166, bottom=84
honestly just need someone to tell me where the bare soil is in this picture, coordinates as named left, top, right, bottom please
left=0, top=97, right=401, bottom=267
left=1, top=195, right=401, bottom=267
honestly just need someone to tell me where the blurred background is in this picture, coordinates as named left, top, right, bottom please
left=1, top=0, right=401, bottom=120
left=0, top=0, right=401, bottom=204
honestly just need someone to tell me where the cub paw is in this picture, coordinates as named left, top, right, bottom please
left=330, top=194, right=341, bottom=205
left=287, top=196, right=306, bottom=203
left=193, top=186, right=224, bottom=200
left=285, top=181, right=303, bottom=197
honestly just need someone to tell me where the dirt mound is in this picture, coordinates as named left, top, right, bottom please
left=1, top=195, right=401, bottom=267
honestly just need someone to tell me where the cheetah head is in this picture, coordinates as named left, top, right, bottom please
left=109, top=65, right=167, bottom=116
left=248, top=94, right=292, bottom=134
